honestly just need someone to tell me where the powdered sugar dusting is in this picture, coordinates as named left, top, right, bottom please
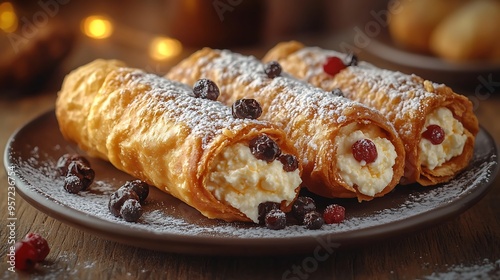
left=7, top=130, right=497, bottom=241
left=422, top=259, right=500, bottom=280
left=347, top=66, right=435, bottom=136
left=296, top=46, right=446, bottom=138
left=210, top=49, right=372, bottom=125
left=169, top=49, right=392, bottom=167
left=112, top=69, right=271, bottom=149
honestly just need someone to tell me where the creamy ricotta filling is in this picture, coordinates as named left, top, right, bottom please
left=419, top=107, right=467, bottom=170
left=335, top=123, right=397, bottom=197
left=207, top=143, right=301, bottom=223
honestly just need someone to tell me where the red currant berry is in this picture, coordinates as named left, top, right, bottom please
left=14, top=241, right=38, bottom=270
left=323, top=204, right=345, bottom=224
left=24, top=233, right=50, bottom=262
left=323, top=56, right=346, bottom=76
left=352, top=139, right=378, bottom=164
left=422, top=124, right=445, bottom=145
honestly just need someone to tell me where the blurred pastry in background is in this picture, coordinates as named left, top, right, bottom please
left=388, top=0, right=466, bottom=54
left=388, top=0, right=500, bottom=63
left=430, top=0, right=500, bottom=62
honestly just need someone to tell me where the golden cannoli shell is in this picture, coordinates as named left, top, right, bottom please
left=56, top=59, right=301, bottom=222
left=264, top=41, right=479, bottom=185
left=167, top=48, right=406, bottom=201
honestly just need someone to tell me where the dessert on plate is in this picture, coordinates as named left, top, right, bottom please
left=55, top=59, right=302, bottom=223
left=167, top=48, right=406, bottom=201
left=263, top=41, right=479, bottom=185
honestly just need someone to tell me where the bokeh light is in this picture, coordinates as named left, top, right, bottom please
left=149, top=37, right=183, bottom=60
left=0, top=2, right=18, bottom=33
left=81, top=15, right=113, bottom=39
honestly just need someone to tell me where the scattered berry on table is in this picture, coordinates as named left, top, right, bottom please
left=23, top=233, right=50, bottom=262
left=13, top=233, right=50, bottom=270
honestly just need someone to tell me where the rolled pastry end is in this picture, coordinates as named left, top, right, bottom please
left=334, top=122, right=398, bottom=198
left=207, top=135, right=302, bottom=223
left=417, top=106, right=471, bottom=184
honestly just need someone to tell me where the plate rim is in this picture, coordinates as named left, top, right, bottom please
left=364, top=28, right=500, bottom=73
left=4, top=110, right=499, bottom=255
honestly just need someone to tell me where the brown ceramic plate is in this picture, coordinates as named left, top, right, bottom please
left=362, top=29, right=500, bottom=90
left=4, top=110, right=499, bottom=255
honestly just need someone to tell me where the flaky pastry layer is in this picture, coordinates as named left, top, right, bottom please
left=264, top=41, right=479, bottom=185
left=167, top=49, right=406, bottom=201
left=56, top=59, right=302, bottom=222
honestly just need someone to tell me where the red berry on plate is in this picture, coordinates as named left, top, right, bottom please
left=352, top=139, right=378, bottom=164
left=323, top=204, right=345, bottom=224
left=14, top=241, right=38, bottom=270
left=422, top=124, right=445, bottom=145
left=23, top=233, right=50, bottom=262
left=323, top=56, right=346, bottom=76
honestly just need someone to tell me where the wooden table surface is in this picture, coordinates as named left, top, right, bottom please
left=1, top=14, right=500, bottom=280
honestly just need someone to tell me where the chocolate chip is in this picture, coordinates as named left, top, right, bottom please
left=346, top=52, right=358, bottom=66
left=108, top=187, right=140, bottom=217
left=193, top=78, right=220, bottom=101
left=63, top=161, right=94, bottom=193
left=331, top=88, right=344, bottom=97
left=292, top=196, right=316, bottom=222
left=122, top=180, right=150, bottom=203
left=64, top=175, right=85, bottom=194
left=56, top=154, right=90, bottom=175
left=303, top=211, right=324, bottom=229
left=249, top=134, right=281, bottom=162
left=258, top=201, right=280, bottom=225
left=278, top=154, right=299, bottom=172
left=264, top=61, right=282, bottom=78
left=120, top=199, right=143, bottom=222
left=231, top=99, right=262, bottom=119
left=265, top=209, right=286, bottom=230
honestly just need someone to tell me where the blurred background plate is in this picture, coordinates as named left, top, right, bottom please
left=362, top=29, right=500, bottom=92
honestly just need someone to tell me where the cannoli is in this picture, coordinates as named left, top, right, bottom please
left=55, top=59, right=302, bottom=223
left=166, top=49, right=405, bottom=201
left=263, top=41, right=478, bottom=185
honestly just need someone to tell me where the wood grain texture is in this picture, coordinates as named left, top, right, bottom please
left=1, top=81, right=499, bottom=280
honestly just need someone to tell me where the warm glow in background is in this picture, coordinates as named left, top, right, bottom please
left=149, top=37, right=183, bottom=61
left=81, top=15, right=114, bottom=39
left=0, top=2, right=18, bottom=33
